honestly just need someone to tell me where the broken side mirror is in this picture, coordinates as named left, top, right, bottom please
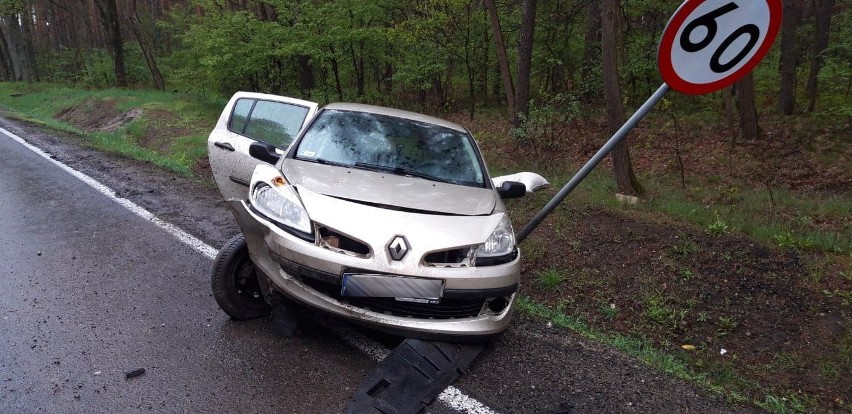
left=249, top=142, right=281, bottom=165
left=497, top=181, right=526, bottom=199
left=492, top=172, right=550, bottom=197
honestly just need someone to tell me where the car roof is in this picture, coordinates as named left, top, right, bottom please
left=322, top=103, right=468, bottom=133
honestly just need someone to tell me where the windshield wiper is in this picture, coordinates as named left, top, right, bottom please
left=305, top=158, right=352, bottom=168
left=353, top=162, right=456, bottom=184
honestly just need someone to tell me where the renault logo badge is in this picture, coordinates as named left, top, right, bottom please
left=387, top=236, right=410, bottom=261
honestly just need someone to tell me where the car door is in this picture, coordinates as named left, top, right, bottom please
left=208, top=92, right=318, bottom=201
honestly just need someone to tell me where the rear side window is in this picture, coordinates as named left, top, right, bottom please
left=228, top=98, right=310, bottom=148
left=228, top=99, right=253, bottom=132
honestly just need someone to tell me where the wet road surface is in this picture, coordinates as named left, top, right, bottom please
left=0, top=130, right=380, bottom=413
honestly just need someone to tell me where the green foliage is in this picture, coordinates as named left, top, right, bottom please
left=706, top=210, right=729, bottom=236
left=774, top=232, right=815, bottom=251
left=823, top=289, right=852, bottom=306
left=814, top=0, right=852, bottom=118
left=165, top=8, right=284, bottom=95
left=757, top=392, right=814, bottom=414
left=600, top=302, right=619, bottom=319
left=0, top=82, right=221, bottom=177
left=646, top=178, right=851, bottom=255
left=391, top=0, right=457, bottom=90
left=0, top=0, right=26, bottom=13
left=510, top=93, right=581, bottom=172
left=671, top=236, right=699, bottom=257
left=621, top=0, right=681, bottom=104
left=644, top=290, right=689, bottom=329
left=158, top=0, right=400, bottom=100
left=536, top=268, right=567, bottom=289
left=715, top=316, right=739, bottom=336
left=0, top=0, right=846, bottom=128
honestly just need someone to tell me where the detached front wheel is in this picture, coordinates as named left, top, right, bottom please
left=211, top=234, right=272, bottom=320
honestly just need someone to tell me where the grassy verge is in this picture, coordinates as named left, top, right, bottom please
left=516, top=297, right=816, bottom=413
left=0, top=82, right=224, bottom=177
left=471, top=109, right=849, bottom=412
left=493, top=157, right=849, bottom=258
left=641, top=176, right=850, bottom=255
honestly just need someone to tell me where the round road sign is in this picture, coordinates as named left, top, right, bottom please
left=658, top=0, right=782, bottom=95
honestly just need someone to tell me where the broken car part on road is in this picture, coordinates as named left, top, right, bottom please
left=347, top=339, right=486, bottom=414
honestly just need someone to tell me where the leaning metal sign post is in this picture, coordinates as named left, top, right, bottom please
left=517, top=0, right=783, bottom=243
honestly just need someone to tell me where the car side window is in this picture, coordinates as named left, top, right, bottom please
left=228, top=98, right=310, bottom=149
left=229, top=98, right=254, bottom=133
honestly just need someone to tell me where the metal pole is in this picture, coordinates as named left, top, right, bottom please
left=517, top=83, right=671, bottom=243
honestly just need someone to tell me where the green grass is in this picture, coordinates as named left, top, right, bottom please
left=643, top=291, right=690, bottom=330
left=516, top=296, right=817, bottom=414
left=671, top=236, right=699, bottom=257
left=535, top=268, right=567, bottom=289
left=715, top=316, right=739, bottom=337
left=643, top=176, right=850, bottom=255
left=507, top=164, right=847, bottom=258
left=0, top=82, right=224, bottom=177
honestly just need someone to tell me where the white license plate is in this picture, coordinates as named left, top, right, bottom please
left=341, top=274, right=444, bottom=301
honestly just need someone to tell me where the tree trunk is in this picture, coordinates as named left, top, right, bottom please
left=349, top=42, right=364, bottom=97
left=515, top=0, right=537, bottom=127
left=297, top=55, right=315, bottom=94
left=806, top=0, right=835, bottom=112
left=479, top=12, right=489, bottom=104
left=581, top=1, right=601, bottom=103
left=2, top=15, right=36, bottom=82
left=463, top=5, right=475, bottom=120
left=94, top=0, right=127, bottom=87
left=602, top=0, right=642, bottom=196
left=0, top=27, right=13, bottom=81
left=483, top=0, right=515, bottom=119
left=328, top=50, right=343, bottom=100
left=735, top=73, right=762, bottom=140
left=779, top=0, right=802, bottom=114
left=722, top=88, right=738, bottom=142
left=129, top=0, right=165, bottom=90
left=19, top=6, right=39, bottom=81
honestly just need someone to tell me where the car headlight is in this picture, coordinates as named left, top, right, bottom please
left=474, top=215, right=516, bottom=262
left=250, top=182, right=312, bottom=235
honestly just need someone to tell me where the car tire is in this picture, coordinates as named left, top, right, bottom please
left=211, top=234, right=272, bottom=320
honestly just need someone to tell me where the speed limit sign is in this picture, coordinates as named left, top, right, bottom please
left=518, top=0, right=783, bottom=242
left=658, top=0, right=782, bottom=95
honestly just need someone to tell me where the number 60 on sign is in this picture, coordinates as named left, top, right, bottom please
left=658, top=0, right=782, bottom=95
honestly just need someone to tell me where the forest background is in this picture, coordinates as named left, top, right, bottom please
left=0, top=0, right=849, bottom=412
left=0, top=0, right=847, bottom=196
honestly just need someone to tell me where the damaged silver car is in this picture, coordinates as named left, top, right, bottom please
left=208, top=92, right=546, bottom=339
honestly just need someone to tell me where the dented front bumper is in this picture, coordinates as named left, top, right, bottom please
left=227, top=200, right=520, bottom=338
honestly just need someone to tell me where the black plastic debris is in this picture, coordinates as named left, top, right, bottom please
left=125, top=368, right=145, bottom=380
left=347, top=339, right=485, bottom=414
left=269, top=294, right=298, bottom=338
left=541, top=402, right=575, bottom=414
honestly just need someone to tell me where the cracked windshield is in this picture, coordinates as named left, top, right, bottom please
left=296, top=110, right=485, bottom=187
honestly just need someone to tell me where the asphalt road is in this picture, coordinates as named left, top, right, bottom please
left=0, top=118, right=760, bottom=414
left=0, top=130, right=381, bottom=413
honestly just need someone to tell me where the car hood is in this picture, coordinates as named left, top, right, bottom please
left=280, top=159, right=496, bottom=216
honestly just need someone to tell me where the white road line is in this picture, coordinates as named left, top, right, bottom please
left=1, top=126, right=498, bottom=414
left=438, top=387, right=498, bottom=414
left=0, top=126, right=219, bottom=260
